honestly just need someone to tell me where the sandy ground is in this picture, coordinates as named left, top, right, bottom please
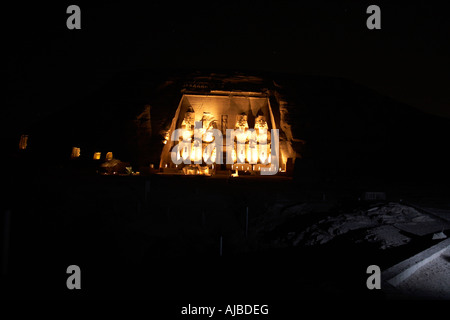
left=397, top=247, right=450, bottom=299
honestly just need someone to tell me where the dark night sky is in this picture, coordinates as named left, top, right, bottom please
left=4, top=1, right=450, bottom=126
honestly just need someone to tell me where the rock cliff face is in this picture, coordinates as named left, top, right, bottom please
left=271, top=86, right=305, bottom=170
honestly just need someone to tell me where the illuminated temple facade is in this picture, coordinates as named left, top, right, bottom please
left=160, top=90, right=290, bottom=175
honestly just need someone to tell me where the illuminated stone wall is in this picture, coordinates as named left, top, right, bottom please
left=176, top=94, right=273, bottom=132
